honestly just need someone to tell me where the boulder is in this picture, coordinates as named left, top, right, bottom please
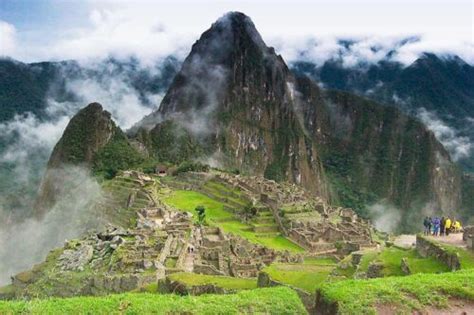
left=58, top=245, right=93, bottom=271
left=401, top=258, right=411, bottom=275
left=366, top=262, right=384, bottom=278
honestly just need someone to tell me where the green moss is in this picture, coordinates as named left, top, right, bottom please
left=0, top=287, right=306, bottom=314
left=164, top=258, right=177, bottom=268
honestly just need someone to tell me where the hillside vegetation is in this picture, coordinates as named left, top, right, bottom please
left=0, top=287, right=305, bottom=314
left=318, top=269, right=474, bottom=314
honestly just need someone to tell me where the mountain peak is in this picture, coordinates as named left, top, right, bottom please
left=186, top=11, right=268, bottom=65
left=412, top=52, right=469, bottom=68
left=141, top=12, right=286, bottom=117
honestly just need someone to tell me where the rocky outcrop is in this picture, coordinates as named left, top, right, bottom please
left=35, top=103, right=142, bottom=217
left=300, top=86, right=461, bottom=227
left=132, top=12, right=329, bottom=201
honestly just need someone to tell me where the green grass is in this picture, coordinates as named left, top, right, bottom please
left=0, top=287, right=306, bottom=315
left=431, top=242, right=474, bottom=270
left=168, top=272, right=257, bottom=290
left=164, top=258, right=177, bottom=268
left=163, top=190, right=304, bottom=252
left=263, top=258, right=337, bottom=292
left=303, top=257, right=337, bottom=265
left=319, top=269, right=474, bottom=314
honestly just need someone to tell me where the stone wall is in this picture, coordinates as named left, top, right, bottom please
left=463, top=226, right=474, bottom=241
left=158, top=277, right=234, bottom=295
left=416, top=235, right=461, bottom=271
left=194, top=264, right=225, bottom=276
left=84, top=273, right=155, bottom=295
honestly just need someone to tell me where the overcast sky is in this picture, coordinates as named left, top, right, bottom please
left=0, top=0, right=473, bottom=65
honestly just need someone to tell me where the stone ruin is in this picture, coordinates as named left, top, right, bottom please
left=214, top=172, right=374, bottom=255
left=10, top=170, right=375, bottom=297
left=464, top=226, right=474, bottom=250
left=192, top=227, right=288, bottom=278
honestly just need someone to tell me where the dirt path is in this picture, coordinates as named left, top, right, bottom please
left=377, top=298, right=474, bottom=315
left=425, top=233, right=466, bottom=248
left=394, top=233, right=466, bottom=250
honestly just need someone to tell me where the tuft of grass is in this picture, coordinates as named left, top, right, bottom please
left=0, top=287, right=306, bottom=315
left=169, top=272, right=257, bottom=290
left=319, top=269, right=474, bottom=314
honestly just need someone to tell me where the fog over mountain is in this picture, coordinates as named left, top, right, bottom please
left=0, top=7, right=473, bottom=312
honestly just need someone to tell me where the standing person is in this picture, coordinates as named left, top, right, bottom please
left=423, top=217, right=430, bottom=235
left=440, top=217, right=446, bottom=236
left=445, top=217, right=452, bottom=236
left=427, top=217, right=433, bottom=235
left=433, top=217, right=441, bottom=236
left=453, top=219, right=461, bottom=233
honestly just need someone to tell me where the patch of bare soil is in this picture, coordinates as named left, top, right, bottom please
left=394, top=234, right=416, bottom=249
left=426, top=233, right=467, bottom=249
left=377, top=298, right=474, bottom=315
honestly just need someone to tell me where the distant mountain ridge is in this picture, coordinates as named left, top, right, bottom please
left=1, top=13, right=469, bottom=229
left=127, top=12, right=461, bottom=229
left=292, top=53, right=474, bottom=172
left=0, top=56, right=181, bottom=123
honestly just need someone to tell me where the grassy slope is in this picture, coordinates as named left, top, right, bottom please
left=168, top=272, right=257, bottom=290
left=432, top=241, right=474, bottom=270
left=263, top=258, right=337, bottom=292
left=319, top=269, right=474, bottom=314
left=351, top=247, right=450, bottom=277
left=163, top=190, right=303, bottom=252
left=0, top=287, right=306, bottom=315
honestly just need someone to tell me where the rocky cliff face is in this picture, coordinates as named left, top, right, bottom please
left=35, top=103, right=142, bottom=217
left=40, top=13, right=462, bottom=229
left=295, top=80, right=461, bottom=220
left=134, top=12, right=329, bottom=200
left=132, top=12, right=461, bottom=223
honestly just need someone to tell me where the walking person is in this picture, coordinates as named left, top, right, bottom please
left=433, top=217, right=441, bottom=236
left=423, top=217, right=431, bottom=235
left=445, top=217, right=452, bottom=236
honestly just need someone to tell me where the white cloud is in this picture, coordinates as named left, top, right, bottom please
left=417, top=108, right=473, bottom=161
left=0, top=20, right=17, bottom=57
left=3, top=1, right=472, bottom=66
left=368, top=202, right=402, bottom=233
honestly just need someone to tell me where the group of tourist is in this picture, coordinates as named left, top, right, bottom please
left=423, top=216, right=462, bottom=236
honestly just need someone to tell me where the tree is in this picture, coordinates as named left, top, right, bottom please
left=195, top=205, right=206, bottom=224
left=242, top=203, right=258, bottom=222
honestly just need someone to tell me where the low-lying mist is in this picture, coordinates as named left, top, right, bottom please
left=0, top=57, right=174, bottom=285
left=0, top=166, right=102, bottom=285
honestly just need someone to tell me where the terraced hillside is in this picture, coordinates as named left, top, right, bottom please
left=2, top=169, right=474, bottom=314
left=161, top=173, right=304, bottom=252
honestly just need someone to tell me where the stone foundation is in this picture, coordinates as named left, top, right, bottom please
left=416, top=235, right=461, bottom=271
